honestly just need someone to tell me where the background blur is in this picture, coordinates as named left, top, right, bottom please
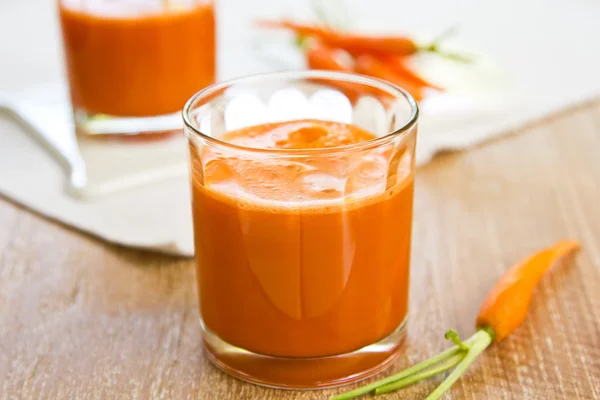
left=1, top=0, right=597, bottom=94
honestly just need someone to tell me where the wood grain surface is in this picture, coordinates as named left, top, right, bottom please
left=1, top=102, right=600, bottom=400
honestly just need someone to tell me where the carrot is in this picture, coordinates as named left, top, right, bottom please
left=257, top=19, right=418, bottom=56
left=380, top=54, right=443, bottom=91
left=258, top=19, right=474, bottom=63
left=331, top=240, right=581, bottom=400
left=354, top=53, right=425, bottom=101
left=303, top=42, right=393, bottom=104
left=476, top=240, right=580, bottom=342
left=302, top=42, right=364, bottom=102
left=304, top=42, right=352, bottom=72
left=256, top=19, right=338, bottom=41
left=324, top=34, right=417, bottom=56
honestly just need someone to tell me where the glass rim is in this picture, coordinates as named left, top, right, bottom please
left=182, top=70, right=419, bottom=156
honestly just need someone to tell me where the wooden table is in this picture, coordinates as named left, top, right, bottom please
left=1, top=102, right=599, bottom=400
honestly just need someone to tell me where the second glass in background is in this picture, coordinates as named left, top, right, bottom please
left=58, top=0, right=216, bottom=138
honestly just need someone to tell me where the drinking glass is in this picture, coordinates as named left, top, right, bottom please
left=58, top=0, right=215, bottom=138
left=184, top=71, right=418, bottom=388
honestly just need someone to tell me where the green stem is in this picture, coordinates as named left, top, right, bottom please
left=425, top=329, right=494, bottom=400
left=426, top=49, right=474, bottom=63
left=374, top=353, right=465, bottom=395
left=330, top=336, right=475, bottom=400
left=294, top=35, right=310, bottom=50
left=419, top=26, right=474, bottom=63
left=444, top=329, right=470, bottom=350
left=428, top=25, right=460, bottom=47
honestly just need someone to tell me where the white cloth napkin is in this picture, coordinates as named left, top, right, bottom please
left=1, top=0, right=599, bottom=257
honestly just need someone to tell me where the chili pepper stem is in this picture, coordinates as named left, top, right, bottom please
left=425, top=328, right=494, bottom=400
left=374, top=353, right=465, bottom=395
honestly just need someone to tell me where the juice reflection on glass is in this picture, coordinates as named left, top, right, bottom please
left=58, top=0, right=215, bottom=136
left=184, top=71, right=418, bottom=388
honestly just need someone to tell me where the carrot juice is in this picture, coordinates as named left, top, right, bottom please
left=58, top=0, right=215, bottom=120
left=184, top=71, right=418, bottom=388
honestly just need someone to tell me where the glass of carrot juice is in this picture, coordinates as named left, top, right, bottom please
left=184, top=71, right=418, bottom=389
left=58, top=0, right=215, bottom=137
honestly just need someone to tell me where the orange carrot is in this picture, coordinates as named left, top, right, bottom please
left=331, top=240, right=581, bottom=400
left=256, top=19, right=337, bottom=41
left=380, top=54, right=443, bottom=91
left=324, top=34, right=417, bottom=56
left=476, top=240, right=580, bottom=342
left=304, top=42, right=352, bottom=72
left=354, top=53, right=425, bottom=101
left=257, top=20, right=418, bottom=56
left=258, top=19, right=474, bottom=63
left=299, top=42, right=389, bottom=105
left=302, top=42, right=365, bottom=102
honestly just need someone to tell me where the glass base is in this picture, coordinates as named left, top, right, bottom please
left=73, top=108, right=182, bottom=139
left=202, top=319, right=407, bottom=389
left=65, top=107, right=188, bottom=198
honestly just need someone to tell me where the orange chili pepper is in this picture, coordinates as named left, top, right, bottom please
left=332, top=240, right=581, bottom=400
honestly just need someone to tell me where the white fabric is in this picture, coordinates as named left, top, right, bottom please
left=1, top=0, right=599, bottom=256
